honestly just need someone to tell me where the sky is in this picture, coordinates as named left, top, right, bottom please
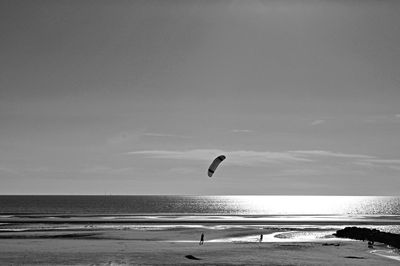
left=1, top=0, right=400, bottom=195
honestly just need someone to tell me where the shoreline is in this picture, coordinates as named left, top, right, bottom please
left=0, top=223, right=399, bottom=265
left=0, top=236, right=398, bottom=265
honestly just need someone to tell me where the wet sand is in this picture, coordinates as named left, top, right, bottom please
left=0, top=227, right=398, bottom=265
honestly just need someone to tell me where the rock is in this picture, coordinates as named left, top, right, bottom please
left=334, top=227, right=400, bottom=249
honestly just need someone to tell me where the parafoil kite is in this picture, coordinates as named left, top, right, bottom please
left=207, top=155, right=226, bottom=177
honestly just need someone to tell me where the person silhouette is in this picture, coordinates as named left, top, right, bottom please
left=199, top=233, right=204, bottom=245
left=259, top=233, right=263, bottom=243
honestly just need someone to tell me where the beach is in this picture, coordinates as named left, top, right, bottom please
left=0, top=225, right=399, bottom=265
left=1, top=195, right=400, bottom=265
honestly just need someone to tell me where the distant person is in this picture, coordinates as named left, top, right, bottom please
left=199, top=233, right=204, bottom=245
left=259, top=233, right=263, bottom=243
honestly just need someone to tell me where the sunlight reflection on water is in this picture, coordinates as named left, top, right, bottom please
left=0, top=196, right=399, bottom=216
left=207, top=196, right=400, bottom=215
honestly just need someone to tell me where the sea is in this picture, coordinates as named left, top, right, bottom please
left=1, top=195, right=400, bottom=261
left=0, top=196, right=399, bottom=263
left=0, top=195, right=399, bottom=232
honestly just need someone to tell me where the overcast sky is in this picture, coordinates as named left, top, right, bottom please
left=1, top=0, right=400, bottom=195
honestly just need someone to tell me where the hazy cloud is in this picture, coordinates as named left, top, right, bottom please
left=127, top=149, right=400, bottom=173
left=310, top=120, right=325, bottom=126
left=107, top=130, right=191, bottom=146
left=128, top=149, right=222, bottom=161
left=81, top=165, right=135, bottom=175
left=278, top=168, right=324, bottom=177
left=107, top=131, right=140, bottom=145
left=0, top=166, right=22, bottom=176
left=127, top=149, right=381, bottom=167
left=289, top=150, right=375, bottom=159
left=364, top=159, right=400, bottom=164
left=232, top=129, right=254, bottom=133
left=143, top=132, right=192, bottom=139
left=169, top=167, right=197, bottom=174
left=356, top=159, right=400, bottom=171
left=364, top=115, right=400, bottom=123
left=128, top=149, right=312, bottom=166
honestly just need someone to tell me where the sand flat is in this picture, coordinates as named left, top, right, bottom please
left=0, top=227, right=399, bottom=265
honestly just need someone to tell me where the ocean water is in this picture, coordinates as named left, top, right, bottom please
left=0, top=196, right=400, bottom=233
left=1, top=195, right=400, bottom=257
left=0, top=195, right=399, bottom=215
left=0, top=195, right=399, bottom=223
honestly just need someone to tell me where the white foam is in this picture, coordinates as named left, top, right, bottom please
left=0, top=229, right=28, bottom=232
left=370, top=249, right=400, bottom=262
left=212, top=231, right=346, bottom=243
left=167, top=230, right=349, bottom=243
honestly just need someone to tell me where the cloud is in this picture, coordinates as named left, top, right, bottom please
left=363, top=159, right=400, bottom=164
left=355, top=158, right=400, bottom=171
left=127, top=149, right=400, bottom=174
left=364, top=114, right=400, bottom=123
left=128, top=149, right=320, bottom=167
left=128, top=149, right=222, bottom=161
left=277, top=168, right=323, bottom=176
left=169, top=167, right=197, bottom=174
left=107, top=130, right=192, bottom=146
left=127, top=149, right=400, bottom=171
left=0, top=166, right=22, bottom=176
left=289, top=150, right=375, bottom=159
left=107, top=131, right=140, bottom=145
left=310, top=120, right=325, bottom=126
left=81, top=165, right=135, bottom=175
left=143, top=132, right=192, bottom=138
left=128, top=149, right=312, bottom=166
left=232, top=129, right=254, bottom=133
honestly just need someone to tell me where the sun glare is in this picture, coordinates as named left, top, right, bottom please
left=226, top=196, right=381, bottom=215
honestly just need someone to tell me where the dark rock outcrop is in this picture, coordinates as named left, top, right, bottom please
left=334, top=227, right=400, bottom=249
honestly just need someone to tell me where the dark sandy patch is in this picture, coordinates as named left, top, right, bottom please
left=185, top=255, right=202, bottom=260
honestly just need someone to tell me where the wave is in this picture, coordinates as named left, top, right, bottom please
left=370, top=249, right=400, bottom=262
left=2, top=214, right=400, bottom=225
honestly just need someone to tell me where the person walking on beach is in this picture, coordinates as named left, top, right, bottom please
left=259, top=233, right=263, bottom=243
left=199, top=233, right=204, bottom=245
